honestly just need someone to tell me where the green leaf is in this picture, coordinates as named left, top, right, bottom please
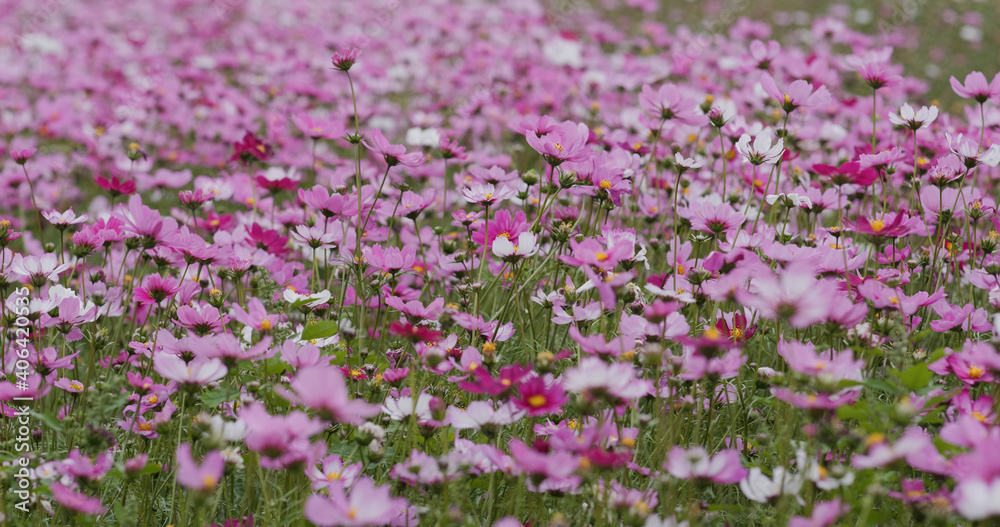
left=301, top=320, right=339, bottom=340
left=265, top=358, right=289, bottom=376
left=836, top=400, right=869, bottom=421
left=202, top=387, right=241, bottom=407
left=31, top=410, right=64, bottom=432
left=139, top=462, right=162, bottom=475
left=896, top=362, right=933, bottom=392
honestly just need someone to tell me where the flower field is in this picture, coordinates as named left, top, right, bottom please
left=2, top=0, right=1000, bottom=525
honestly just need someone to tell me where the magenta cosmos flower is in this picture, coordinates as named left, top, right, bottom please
left=525, top=121, right=591, bottom=166
left=362, top=129, right=425, bottom=168
left=513, top=376, right=568, bottom=416
left=664, top=446, right=747, bottom=484
left=275, top=364, right=380, bottom=424
left=304, top=477, right=408, bottom=527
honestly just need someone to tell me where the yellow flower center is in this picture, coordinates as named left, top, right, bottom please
left=621, top=437, right=635, bottom=448
left=139, top=423, right=153, bottom=432
left=677, top=264, right=685, bottom=275
left=348, top=507, right=358, bottom=520
left=326, top=472, right=341, bottom=481
left=905, top=490, right=924, bottom=498
left=69, top=382, right=84, bottom=391
left=310, top=126, right=323, bottom=133
left=731, top=327, right=743, bottom=340
left=889, top=296, right=899, bottom=304
left=595, top=252, right=609, bottom=262
left=147, top=395, right=159, bottom=404
left=210, top=288, right=221, bottom=295
left=260, top=319, right=272, bottom=331
left=705, top=94, right=714, bottom=103
left=483, top=342, right=497, bottom=354
left=128, top=142, right=140, bottom=151
left=527, top=395, right=547, bottom=408
left=484, top=193, right=492, bottom=200
left=969, top=365, right=985, bottom=379
left=468, top=362, right=478, bottom=372
left=599, top=180, right=612, bottom=189
left=203, top=475, right=217, bottom=489
left=578, top=457, right=591, bottom=470
left=703, top=327, right=720, bottom=340
left=817, top=466, right=828, bottom=479
left=635, top=501, right=649, bottom=513
left=554, top=142, right=563, bottom=152
left=866, top=433, right=885, bottom=447
left=501, top=379, right=512, bottom=387
left=869, top=220, right=885, bottom=233
left=783, top=93, right=791, bottom=104
left=633, top=142, right=642, bottom=151
left=973, top=411, right=987, bottom=423
left=256, top=144, right=266, bottom=153
left=94, top=125, right=106, bottom=136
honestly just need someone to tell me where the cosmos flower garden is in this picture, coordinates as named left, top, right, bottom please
left=3, top=0, right=1000, bottom=525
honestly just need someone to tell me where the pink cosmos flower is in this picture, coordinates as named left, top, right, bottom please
left=664, top=446, right=747, bottom=484
left=363, top=129, right=425, bottom=168
left=304, top=477, right=408, bottom=527
left=525, top=121, right=592, bottom=166
left=563, top=357, right=651, bottom=401
left=760, top=73, right=831, bottom=112
left=788, top=499, right=846, bottom=527
left=293, top=113, right=346, bottom=140
left=362, top=244, right=417, bottom=274
left=949, top=71, right=1000, bottom=103
left=330, top=47, right=361, bottom=71
left=175, top=443, right=224, bottom=492
left=686, top=201, right=746, bottom=238
left=50, top=482, right=106, bottom=515
left=134, top=274, right=182, bottom=305
left=858, top=62, right=902, bottom=89
left=462, top=182, right=516, bottom=207
left=11, top=253, right=71, bottom=285
left=308, top=454, right=362, bottom=490
left=231, top=297, right=280, bottom=332
left=240, top=403, right=326, bottom=469
left=638, top=84, right=708, bottom=126
left=154, top=355, right=228, bottom=386
left=560, top=237, right=632, bottom=270
left=275, top=365, right=380, bottom=424
left=778, top=340, right=863, bottom=379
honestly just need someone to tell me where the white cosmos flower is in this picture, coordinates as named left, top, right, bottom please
left=492, top=232, right=538, bottom=259
left=888, top=103, right=938, bottom=130
left=765, top=192, right=813, bottom=209
left=735, top=129, right=784, bottom=166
